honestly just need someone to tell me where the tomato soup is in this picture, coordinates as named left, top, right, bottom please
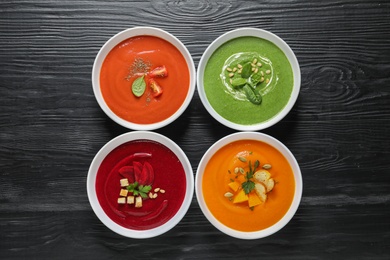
left=202, top=140, right=295, bottom=232
left=100, top=36, right=190, bottom=124
left=96, top=140, right=186, bottom=230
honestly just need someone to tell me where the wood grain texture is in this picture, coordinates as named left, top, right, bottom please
left=1, top=0, right=389, bottom=259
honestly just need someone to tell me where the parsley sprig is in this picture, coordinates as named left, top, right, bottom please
left=126, top=182, right=152, bottom=198
left=242, top=160, right=260, bottom=194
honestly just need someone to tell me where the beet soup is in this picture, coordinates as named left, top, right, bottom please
left=95, top=139, right=186, bottom=230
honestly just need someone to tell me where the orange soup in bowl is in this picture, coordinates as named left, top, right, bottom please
left=202, top=139, right=295, bottom=232
left=100, top=35, right=190, bottom=124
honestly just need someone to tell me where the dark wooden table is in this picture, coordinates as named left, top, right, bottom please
left=1, top=0, right=389, bottom=259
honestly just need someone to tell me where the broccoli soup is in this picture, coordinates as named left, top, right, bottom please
left=204, top=36, right=294, bottom=125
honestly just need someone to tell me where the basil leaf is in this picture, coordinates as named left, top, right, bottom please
left=231, top=78, right=247, bottom=88
left=250, top=72, right=263, bottom=86
left=243, top=84, right=262, bottom=105
left=241, top=63, right=252, bottom=78
left=132, top=75, right=146, bottom=97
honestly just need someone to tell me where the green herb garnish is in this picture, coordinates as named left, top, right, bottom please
left=241, top=62, right=252, bottom=78
left=243, top=84, right=262, bottom=105
left=132, top=75, right=146, bottom=97
left=231, top=77, right=247, bottom=88
left=241, top=159, right=260, bottom=194
left=242, top=180, right=255, bottom=194
left=126, top=181, right=152, bottom=198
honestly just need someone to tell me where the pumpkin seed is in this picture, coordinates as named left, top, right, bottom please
left=262, top=164, right=272, bottom=170
left=224, top=192, right=234, bottom=198
left=238, top=156, right=247, bottom=162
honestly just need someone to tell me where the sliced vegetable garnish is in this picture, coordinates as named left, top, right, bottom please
left=118, top=166, right=135, bottom=183
left=225, top=155, right=276, bottom=210
left=117, top=157, right=165, bottom=208
left=148, top=65, right=168, bottom=78
left=133, top=161, right=144, bottom=184
left=149, top=78, right=163, bottom=97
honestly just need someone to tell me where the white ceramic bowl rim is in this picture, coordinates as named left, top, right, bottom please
left=92, top=27, right=196, bottom=130
left=197, top=28, right=301, bottom=131
left=195, top=132, right=303, bottom=239
left=87, top=131, right=194, bottom=239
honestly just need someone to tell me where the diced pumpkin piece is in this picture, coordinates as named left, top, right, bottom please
left=253, top=170, right=271, bottom=183
left=248, top=192, right=263, bottom=207
left=254, top=183, right=267, bottom=202
left=228, top=181, right=240, bottom=192
left=233, top=189, right=248, bottom=204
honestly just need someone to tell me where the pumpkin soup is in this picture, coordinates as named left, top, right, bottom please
left=100, top=36, right=190, bottom=124
left=202, top=139, right=295, bottom=232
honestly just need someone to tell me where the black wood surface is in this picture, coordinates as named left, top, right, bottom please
left=1, top=0, right=389, bottom=259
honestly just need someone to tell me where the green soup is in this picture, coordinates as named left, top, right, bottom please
left=204, top=36, right=294, bottom=125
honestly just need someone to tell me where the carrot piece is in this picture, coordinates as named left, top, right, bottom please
left=228, top=181, right=240, bottom=192
left=248, top=192, right=262, bottom=208
left=233, top=189, right=248, bottom=204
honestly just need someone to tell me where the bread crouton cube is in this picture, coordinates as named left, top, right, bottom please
left=135, top=196, right=142, bottom=208
left=127, top=196, right=134, bottom=204
left=117, top=197, right=126, bottom=204
left=120, top=178, right=129, bottom=187
left=119, top=189, right=128, bottom=197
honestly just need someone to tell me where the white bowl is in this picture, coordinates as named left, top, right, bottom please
left=92, top=27, right=196, bottom=130
left=87, top=131, right=194, bottom=238
left=197, top=28, right=301, bottom=131
left=195, top=132, right=302, bottom=239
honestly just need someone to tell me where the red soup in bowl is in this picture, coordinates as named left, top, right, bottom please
left=87, top=132, right=194, bottom=238
left=92, top=27, right=196, bottom=130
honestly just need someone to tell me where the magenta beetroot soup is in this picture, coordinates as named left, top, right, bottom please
left=95, top=139, right=186, bottom=230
